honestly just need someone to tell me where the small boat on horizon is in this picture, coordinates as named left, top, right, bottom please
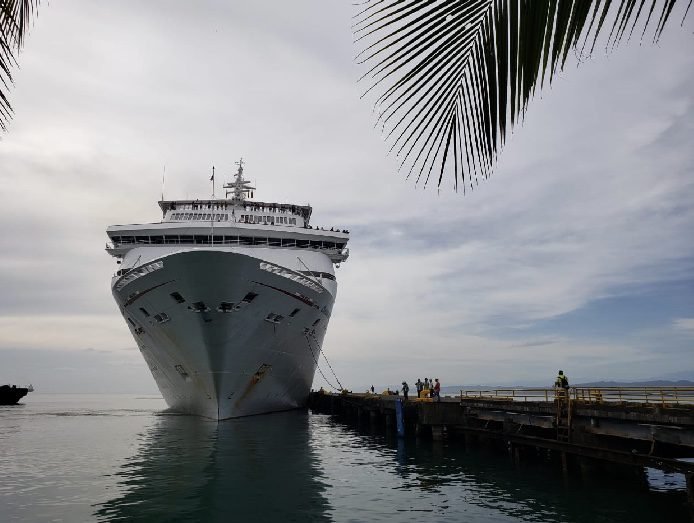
left=0, top=384, right=32, bottom=405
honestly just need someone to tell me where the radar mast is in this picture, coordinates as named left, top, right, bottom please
left=223, top=158, right=255, bottom=201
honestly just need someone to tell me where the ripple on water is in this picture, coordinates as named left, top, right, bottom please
left=1, top=397, right=691, bottom=522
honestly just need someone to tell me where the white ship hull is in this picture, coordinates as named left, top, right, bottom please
left=112, top=247, right=335, bottom=420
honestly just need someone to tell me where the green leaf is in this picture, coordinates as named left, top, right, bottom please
left=356, top=0, right=691, bottom=191
left=0, top=0, right=40, bottom=131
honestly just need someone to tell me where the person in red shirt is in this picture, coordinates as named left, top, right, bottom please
left=434, top=378, right=441, bottom=402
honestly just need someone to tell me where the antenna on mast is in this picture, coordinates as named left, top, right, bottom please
left=223, top=157, right=255, bottom=200
left=161, top=165, right=166, bottom=201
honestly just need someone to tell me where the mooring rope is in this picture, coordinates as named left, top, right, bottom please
left=313, top=334, right=345, bottom=391
left=304, top=334, right=341, bottom=391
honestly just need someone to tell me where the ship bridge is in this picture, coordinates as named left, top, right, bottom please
left=106, top=159, right=350, bottom=264
left=158, top=199, right=313, bottom=228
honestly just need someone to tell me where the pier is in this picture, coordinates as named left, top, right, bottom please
left=309, top=386, right=694, bottom=498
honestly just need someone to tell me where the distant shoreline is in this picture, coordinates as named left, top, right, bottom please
left=440, top=379, right=694, bottom=394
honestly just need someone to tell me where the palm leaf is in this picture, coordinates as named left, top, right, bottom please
left=355, top=0, right=692, bottom=191
left=0, top=0, right=39, bottom=131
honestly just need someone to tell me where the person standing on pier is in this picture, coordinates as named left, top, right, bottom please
left=555, top=370, right=569, bottom=390
left=434, top=378, right=441, bottom=402
left=402, top=381, right=410, bottom=400
left=424, top=378, right=430, bottom=396
left=416, top=378, right=423, bottom=398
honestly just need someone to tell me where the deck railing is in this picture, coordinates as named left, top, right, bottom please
left=460, top=387, right=694, bottom=406
left=106, top=236, right=345, bottom=250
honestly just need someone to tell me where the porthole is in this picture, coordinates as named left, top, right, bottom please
left=218, top=302, right=234, bottom=313
left=154, top=312, right=170, bottom=324
left=188, top=302, right=210, bottom=313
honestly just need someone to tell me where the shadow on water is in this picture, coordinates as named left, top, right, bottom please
left=94, top=411, right=331, bottom=523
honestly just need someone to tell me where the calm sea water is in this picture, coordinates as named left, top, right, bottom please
left=0, top=394, right=689, bottom=522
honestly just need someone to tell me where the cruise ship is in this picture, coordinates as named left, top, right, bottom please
left=106, top=160, right=349, bottom=419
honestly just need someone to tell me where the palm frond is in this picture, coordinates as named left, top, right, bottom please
left=356, top=0, right=691, bottom=191
left=0, top=0, right=39, bottom=131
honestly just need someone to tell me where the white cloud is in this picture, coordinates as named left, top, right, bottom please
left=673, top=318, right=694, bottom=333
left=0, top=0, right=692, bottom=390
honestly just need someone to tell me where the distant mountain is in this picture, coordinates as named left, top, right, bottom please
left=575, top=380, right=694, bottom=388
left=651, top=370, right=694, bottom=382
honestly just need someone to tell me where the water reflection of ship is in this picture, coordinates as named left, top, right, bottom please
left=94, top=412, right=330, bottom=522
left=339, top=422, right=689, bottom=523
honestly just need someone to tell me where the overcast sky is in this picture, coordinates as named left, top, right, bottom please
left=1, top=1, right=692, bottom=393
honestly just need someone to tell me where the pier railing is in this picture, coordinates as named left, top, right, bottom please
left=571, top=387, right=694, bottom=406
left=460, top=387, right=694, bottom=406
left=460, top=388, right=555, bottom=402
